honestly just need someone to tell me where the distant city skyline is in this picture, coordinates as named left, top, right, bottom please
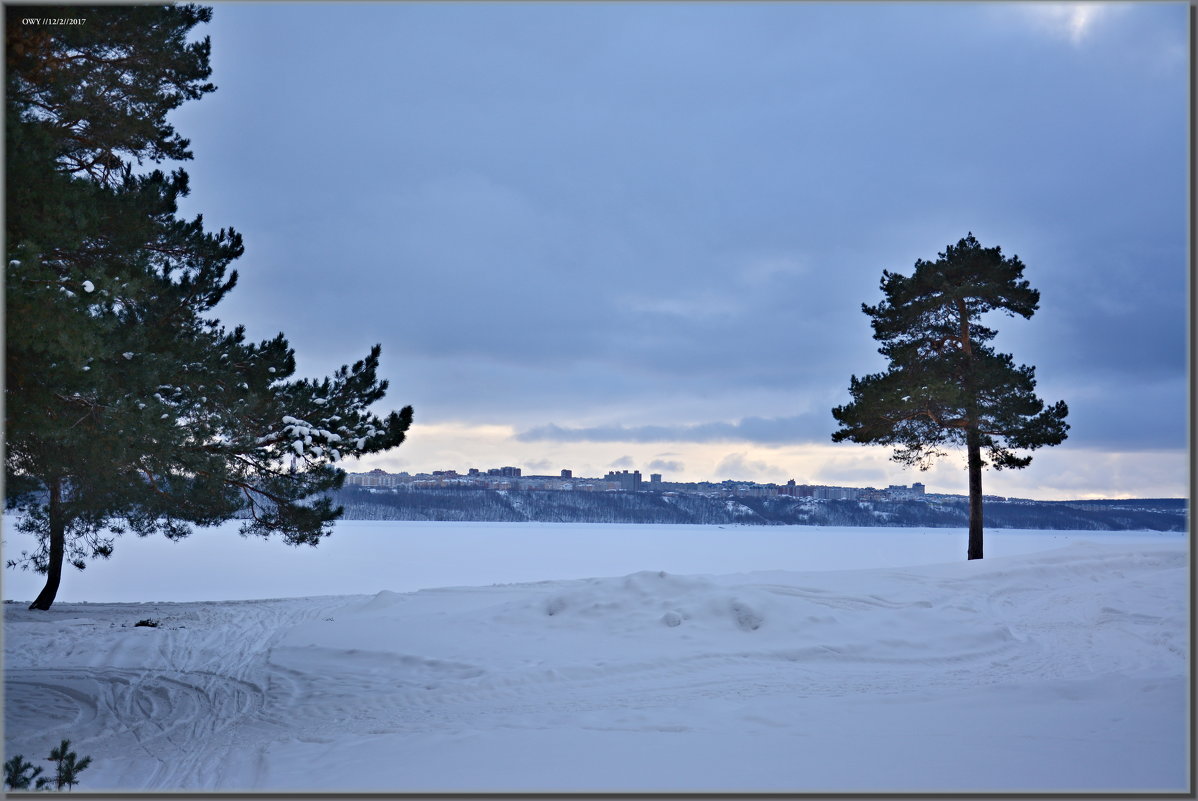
left=344, top=465, right=946, bottom=502
left=173, top=3, right=1187, bottom=501
left=348, top=460, right=929, bottom=490
left=341, top=462, right=1179, bottom=502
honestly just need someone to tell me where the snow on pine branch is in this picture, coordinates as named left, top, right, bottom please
left=255, top=414, right=369, bottom=464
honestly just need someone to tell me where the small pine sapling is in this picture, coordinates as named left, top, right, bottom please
left=5, top=740, right=94, bottom=791
left=47, top=739, right=92, bottom=790
left=4, top=753, right=46, bottom=790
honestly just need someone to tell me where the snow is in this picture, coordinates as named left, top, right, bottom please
left=275, top=416, right=343, bottom=458
left=81, top=280, right=95, bottom=293
left=2, top=521, right=1188, bottom=793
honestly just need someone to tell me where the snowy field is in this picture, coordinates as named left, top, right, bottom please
left=2, top=521, right=1190, bottom=793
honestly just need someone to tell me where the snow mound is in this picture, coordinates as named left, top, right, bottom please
left=532, top=570, right=767, bottom=632
left=355, top=589, right=407, bottom=613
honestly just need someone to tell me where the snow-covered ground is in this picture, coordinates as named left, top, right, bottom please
left=3, top=522, right=1189, bottom=793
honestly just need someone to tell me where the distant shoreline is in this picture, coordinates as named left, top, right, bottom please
left=332, top=486, right=1187, bottom=531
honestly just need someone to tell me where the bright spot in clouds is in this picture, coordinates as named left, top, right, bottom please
left=1020, top=3, right=1118, bottom=45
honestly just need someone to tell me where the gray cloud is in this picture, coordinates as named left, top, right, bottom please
left=170, top=2, right=1184, bottom=491
left=715, top=453, right=782, bottom=482
left=516, top=414, right=830, bottom=446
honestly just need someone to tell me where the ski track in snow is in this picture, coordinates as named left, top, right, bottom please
left=4, top=539, right=1188, bottom=792
left=5, top=597, right=347, bottom=789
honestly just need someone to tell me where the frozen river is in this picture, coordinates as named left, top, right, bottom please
left=2, top=518, right=1183, bottom=603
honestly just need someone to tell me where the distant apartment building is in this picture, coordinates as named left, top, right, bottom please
left=604, top=469, right=642, bottom=491
left=650, top=473, right=662, bottom=485
left=487, top=466, right=521, bottom=478
left=887, top=483, right=927, bottom=500
left=815, top=485, right=859, bottom=500
left=345, top=469, right=402, bottom=488
left=735, top=484, right=778, bottom=498
left=561, top=469, right=572, bottom=479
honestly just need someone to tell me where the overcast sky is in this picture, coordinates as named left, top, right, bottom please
left=170, top=1, right=1188, bottom=499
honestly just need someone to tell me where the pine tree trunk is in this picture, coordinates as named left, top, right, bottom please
left=966, top=425, right=984, bottom=560
left=29, top=478, right=66, bottom=611
left=956, top=297, right=984, bottom=561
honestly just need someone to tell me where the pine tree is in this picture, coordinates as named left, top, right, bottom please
left=3, top=740, right=92, bottom=790
left=831, top=234, right=1069, bottom=559
left=47, top=739, right=92, bottom=790
left=4, top=753, right=45, bottom=790
left=5, top=5, right=413, bottom=610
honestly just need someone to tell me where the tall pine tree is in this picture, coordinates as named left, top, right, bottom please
left=5, top=5, right=413, bottom=609
left=831, top=234, right=1069, bottom=560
